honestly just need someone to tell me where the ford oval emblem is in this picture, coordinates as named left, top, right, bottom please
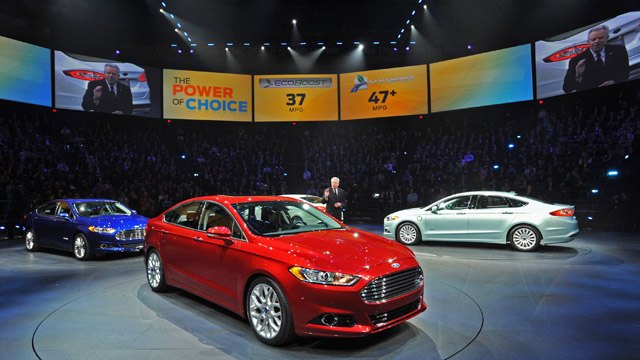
left=391, top=263, right=400, bottom=268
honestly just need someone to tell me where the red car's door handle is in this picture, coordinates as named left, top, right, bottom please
left=161, top=230, right=169, bottom=234
left=193, top=236, right=203, bottom=242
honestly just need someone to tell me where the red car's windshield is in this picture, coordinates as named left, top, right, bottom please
left=232, top=201, right=343, bottom=237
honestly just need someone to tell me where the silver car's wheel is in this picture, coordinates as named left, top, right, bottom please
left=509, top=225, right=541, bottom=252
left=146, top=250, right=168, bottom=292
left=397, top=222, right=421, bottom=245
left=25, top=229, right=38, bottom=252
left=246, top=277, right=294, bottom=346
left=73, top=233, right=93, bottom=260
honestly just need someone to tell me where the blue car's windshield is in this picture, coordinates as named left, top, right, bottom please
left=73, top=201, right=132, bottom=217
left=233, top=201, right=343, bottom=237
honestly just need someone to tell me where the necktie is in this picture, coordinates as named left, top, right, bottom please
left=595, top=52, right=604, bottom=67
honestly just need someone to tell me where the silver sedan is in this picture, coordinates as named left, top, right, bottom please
left=383, top=191, right=579, bottom=251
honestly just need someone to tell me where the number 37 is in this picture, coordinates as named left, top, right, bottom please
left=286, top=93, right=306, bottom=106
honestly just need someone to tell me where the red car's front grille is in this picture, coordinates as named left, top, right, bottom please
left=360, top=267, right=423, bottom=302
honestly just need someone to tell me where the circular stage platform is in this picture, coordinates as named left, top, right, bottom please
left=1, top=227, right=638, bottom=359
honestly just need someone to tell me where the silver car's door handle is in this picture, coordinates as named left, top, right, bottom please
left=456, top=212, right=466, bottom=215
left=502, top=212, right=513, bottom=214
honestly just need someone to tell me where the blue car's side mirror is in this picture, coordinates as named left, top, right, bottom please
left=57, top=212, right=70, bottom=219
left=131, top=210, right=137, bottom=214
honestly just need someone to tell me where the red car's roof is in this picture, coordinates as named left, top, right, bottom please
left=178, top=195, right=303, bottom=205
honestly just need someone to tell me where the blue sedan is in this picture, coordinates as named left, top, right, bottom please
left=23, top=199, right=148, bottom=260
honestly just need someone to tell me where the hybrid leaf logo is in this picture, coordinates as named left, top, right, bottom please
left=263, top=79, right=274, bottom=88
left=351, top=74, right=368, bottom=92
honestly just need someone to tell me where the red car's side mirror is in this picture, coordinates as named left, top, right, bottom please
left=206, top=226, right=232, bottom=237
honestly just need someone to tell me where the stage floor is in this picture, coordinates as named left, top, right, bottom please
left=1, top=226, right=639, bottom=360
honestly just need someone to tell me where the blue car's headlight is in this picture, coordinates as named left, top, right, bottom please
left=88, top=226, right=117, bottom=234
left=289, top=266, right=360, bottom=286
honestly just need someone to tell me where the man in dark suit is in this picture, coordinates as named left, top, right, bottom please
left=82, top=63, right=133, bottom=115
left=563, top=25, right=630, bottom=93
left=322, top=177, right=347, bottom=221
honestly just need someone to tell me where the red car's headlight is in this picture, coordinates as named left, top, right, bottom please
left=289, top=266, right=360, bottom=286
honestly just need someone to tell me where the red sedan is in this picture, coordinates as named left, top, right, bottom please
left=144, top=195, right=426, bottom=346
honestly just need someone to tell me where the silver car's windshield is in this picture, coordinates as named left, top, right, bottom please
left=73, top=201, right=132, bottom=217
left=233, top=201, right=343, bottom=237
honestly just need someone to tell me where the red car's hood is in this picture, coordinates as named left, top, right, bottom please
left=269, top=228, right=416, bottom=274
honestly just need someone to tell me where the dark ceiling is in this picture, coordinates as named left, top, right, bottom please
left=0, top=0, right=638, bottom=73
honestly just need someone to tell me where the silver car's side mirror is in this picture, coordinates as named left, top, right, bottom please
left=430, top=205, right=439, bottom=213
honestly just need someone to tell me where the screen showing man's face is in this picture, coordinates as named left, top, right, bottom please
left=588, top=29, right=608, bottom=53
left=104, top=66, right=120, bottom=85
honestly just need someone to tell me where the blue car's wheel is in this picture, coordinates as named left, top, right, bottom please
left=73, top=233, right=94, bottom=260
left=25, top=229, right=38, bottom=252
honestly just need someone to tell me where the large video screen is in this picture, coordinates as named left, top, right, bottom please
left=430, top=44, right=533, bottom=113
left=340, top=65, right=428, bottom=120
left=54, top=51, right=161, bottom=117
left=536, top=11, right=640, bottom=99
left=163, top=69, right=252, bottom=122
left=254, top=74, right=338, bottom=122
left=0, top=36, right=51, bottom=107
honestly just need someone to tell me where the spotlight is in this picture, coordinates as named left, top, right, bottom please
left=115, top=50, right=120, bottom=55
left=405, top=46, right=409, bottom=50
left=359, top=44, right=364, bottom=50
left=261, top=46, right=265, bottom=50
left=225, top=47, right=229, bottom=51
left=177, top=49, right=182, bottom=54
left=508, top=143, right=515, bottom=149
left=467, top=44, right=472, bottom=49
left=591, top=189, right=599, bottom=194
left=159, top=8, right=164, bottom=13
left=424, top=5, right=427, bottom=9
left=190, top=49, right=194, bottom=54
left=322, top=46, right=326, bottom=49
left=174, top=28, right=179, bottom=32
left=493, top=164, right=500, bottom=170
left=292, top=19, right=297, bottom=25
